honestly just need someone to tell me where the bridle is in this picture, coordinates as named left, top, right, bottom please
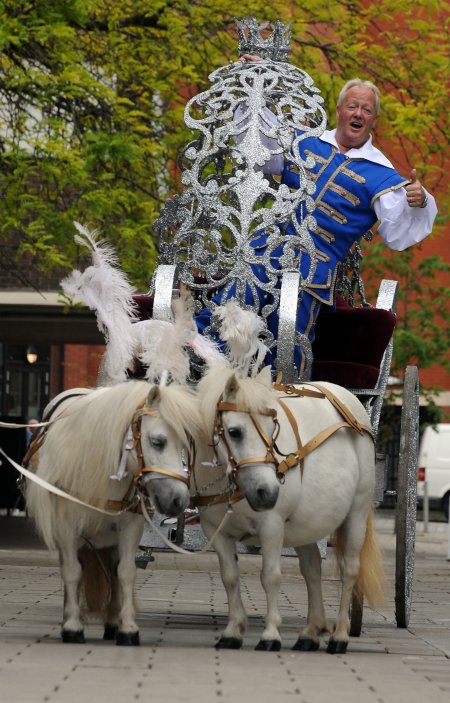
left=19, top=397, right=197, bottom=517
left=212, top=380, right=373, bottom=487
left=130, top=404, right=196, bottom=487
left=213, top=397, right=283, bottom=483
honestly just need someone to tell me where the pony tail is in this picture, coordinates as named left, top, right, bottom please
left=334, top=508, right=386, bottom=608
left=356, top=509, right=386, bottom=608
left=78, top=545, right=116, bottom=615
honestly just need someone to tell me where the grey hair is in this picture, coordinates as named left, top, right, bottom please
left=337, top=79, right=381, bottom=114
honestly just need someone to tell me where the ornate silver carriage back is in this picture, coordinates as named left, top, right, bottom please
left=151, top=17, right=327, bottom=381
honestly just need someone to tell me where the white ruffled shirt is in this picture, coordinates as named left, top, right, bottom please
left=319, top=129, right=437, bottom=251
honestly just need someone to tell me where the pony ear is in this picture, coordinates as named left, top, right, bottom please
left=256, top=365, right=273, bottom=388
left=224, top=373, right=239, bottom=398
left=145, top=385, right=161, bottom=407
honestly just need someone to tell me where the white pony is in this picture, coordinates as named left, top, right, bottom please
left=26, top=379, right=202, bottom=645
left=193, top=365, right=385, bottom=653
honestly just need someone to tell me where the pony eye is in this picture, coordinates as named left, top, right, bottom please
left=227, top=427, right=243, bottom=440
left=150, top=436, right=166, bottom=449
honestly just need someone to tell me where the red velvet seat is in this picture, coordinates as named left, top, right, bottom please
left=312, top=294, right=396, bottom=389
left=132, top=294, right=155, bottom=320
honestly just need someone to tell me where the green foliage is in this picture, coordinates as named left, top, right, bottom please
left=0, top=1, right=448, bottom=383
left=360, top=240, right=450, bottom=405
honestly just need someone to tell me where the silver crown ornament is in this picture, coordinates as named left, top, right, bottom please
left=235, top=16, right=292, bottom=62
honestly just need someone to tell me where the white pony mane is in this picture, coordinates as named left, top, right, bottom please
left=37, top=380, right=203, bottom=504
left=197, top=365, right=273, bottom=436
left=213, top=300, right=269, bottom=377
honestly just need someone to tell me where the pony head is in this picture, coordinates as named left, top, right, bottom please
left=197, top=365, right=280, bottom=511
left=137, top=381, right=204, bottom=516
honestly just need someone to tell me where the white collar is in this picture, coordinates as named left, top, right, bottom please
left=320, top=129, right=395, bottom=169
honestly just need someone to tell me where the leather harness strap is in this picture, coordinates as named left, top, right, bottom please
left=302, top=382, right=372, bottom=435
left=274, top=379, right=372, bottom=436
left=60, top=490, right=141, bottom=514
left=272, top=379, right=325, bottom=400
left=22, top=431, right=46, bottom=468
left=274, top=380, right=373, bottom=478
left=190, top=490, right=244, bottom=509
left=22, top=390, right=89, bottom=469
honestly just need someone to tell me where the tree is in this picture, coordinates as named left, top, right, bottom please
left=1, top=0, right=448, bottom=380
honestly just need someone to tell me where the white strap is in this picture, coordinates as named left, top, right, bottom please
left=139, top=491, right=233, bottom=556
left=0, top=447, right=131, bottom=516
left=110, top=425, right=135, bottom=480
left=0, top=420, right=51, bottom=429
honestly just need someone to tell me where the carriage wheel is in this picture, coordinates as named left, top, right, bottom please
left=349, top=590, right=363, bottom=637
left=395, top=365, right=419, bottom=628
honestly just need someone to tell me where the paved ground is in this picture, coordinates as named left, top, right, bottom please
left=0, top=514, right=449, bottom=703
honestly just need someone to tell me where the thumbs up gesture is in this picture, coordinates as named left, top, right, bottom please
left=405, top=169, right=427, bottom=208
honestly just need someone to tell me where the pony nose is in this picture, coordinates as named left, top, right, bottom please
left=161, top=494, right=185, bottom=518
left=255, top=485, right=279, bottom=510
left=258, top=486, right=278, bottom=507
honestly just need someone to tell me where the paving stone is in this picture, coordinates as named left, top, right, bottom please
left=0, top=516, right=449, bottom=702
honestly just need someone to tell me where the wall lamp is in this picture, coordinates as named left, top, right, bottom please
left=26, top=346, right=38, bottom=364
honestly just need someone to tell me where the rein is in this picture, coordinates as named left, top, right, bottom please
left=1, top=448, right=137, bottom=517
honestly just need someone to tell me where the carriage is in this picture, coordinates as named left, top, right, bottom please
left=140, top=16, right=420, bottom=637
left=18, top=17, right=420, bottom=650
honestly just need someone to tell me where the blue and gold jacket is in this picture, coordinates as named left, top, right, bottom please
left=252, top=133, right=409, bottom=306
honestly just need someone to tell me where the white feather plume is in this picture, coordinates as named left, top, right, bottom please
left=61, top=223, right=138, bottom=384
left=61, top=226, right=229, bottom=385
left=213, top=300, right=269, bottom=376
left=136, top=288, right=228, bottom=383
left=189, top=333, right=228, bottom=367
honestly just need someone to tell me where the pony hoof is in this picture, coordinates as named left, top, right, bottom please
left=215, top=637, right=242, bottom=650
left=292, top=638, right=320, bottom=651
left=62, top=629, right=85, bottom=644
left=255, top=639, right=281, bottom=651
left=103, top=625, right=119, bottom=641
left=327, top=639, right=348, bottom=654
left=116, top=631, right=140, bottom=646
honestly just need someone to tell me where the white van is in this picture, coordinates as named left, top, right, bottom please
left=417, top=423, right=450, bottom=518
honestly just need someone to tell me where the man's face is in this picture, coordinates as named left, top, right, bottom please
left=335, top=86, right=377, bottom=151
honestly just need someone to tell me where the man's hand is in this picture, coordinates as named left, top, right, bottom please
left=405, top=169, right=427, bottom=208
left=239, top=53, right=262, bottom=62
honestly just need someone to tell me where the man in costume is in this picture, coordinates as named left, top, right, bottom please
left=195, top=70, right=437, bottom=378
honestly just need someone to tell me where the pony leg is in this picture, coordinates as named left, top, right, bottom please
left=328, top=512, right=367, bottom=654
left=255, top=527, right=284, bottom=651
left=59, top=537, right=85, bottom=643
left=292, top=543, right=329, bottom=651
left=116, top=516, right=144, bottom=646
left=103, top=546, right=120, bottom=641
left=328, top=508, right=385, bottom=654
left=211, top=532, right=247, bottom=649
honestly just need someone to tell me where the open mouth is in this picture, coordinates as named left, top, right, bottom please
left=350, top=120, right=363, bottom=129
